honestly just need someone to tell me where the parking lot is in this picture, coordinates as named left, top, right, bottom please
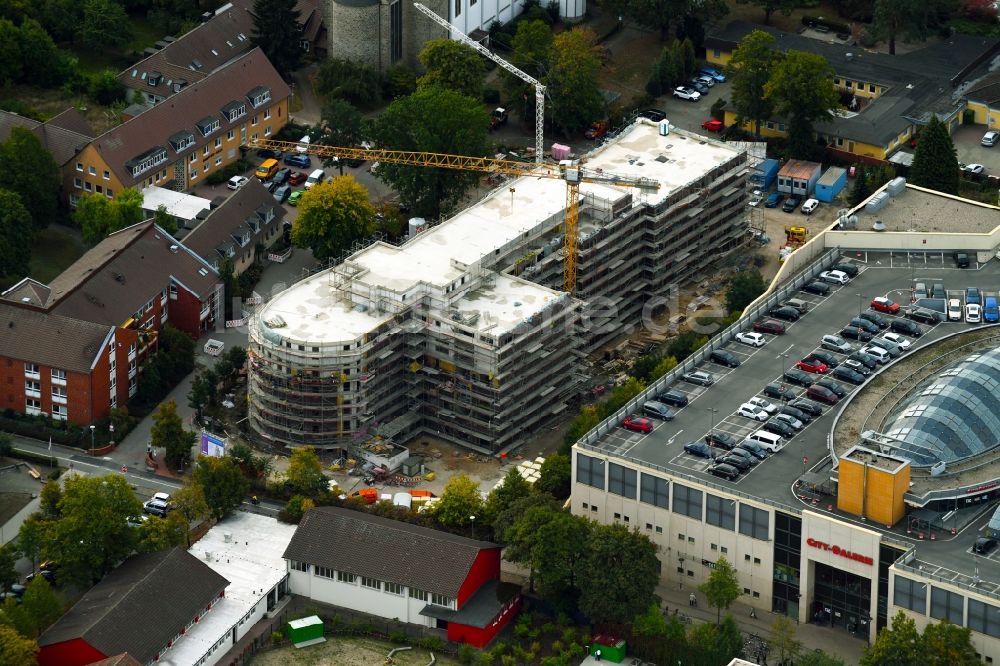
left=952, top=125, right=1000, bottom=177
left=591, top=255, right=1000, bottom=503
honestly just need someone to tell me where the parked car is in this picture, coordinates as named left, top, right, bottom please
left=881, top=332, right=912, bottom=350
left=779, top=405, right=812, bottom=424
left=272, top=168, right=291, bottom=185
left=843, top=359, right=872, bottom=376
left=642, top=401, right=675, bottom=420
left=764, top=192, right=785, bottom=208
left=768, top=306, right=801, bottom=322
left=284, top=153, right=311, bottom=169
left=796, top=357, right=829, bottom=374
left=772, top=413, right=803, bottom=430
left=974, top=537, right=998, bottom=554
left=913, top=282, right=928, bottom=300
left=809, top=351, right=840, bottom=368
left=748, top=190, right=764, bottom=207
left=789, top=398, right=823, bottom=417
left=873, top=338, right=903, bottom=358
left=819, top=270, right=850, bottom=285
left=638, top=108, right=667, bottom=121
left=849, top=318, right=880, bottom=335
left=966, top=287, right=982, bottom=305
left=746, top=396, right=777, bottom=414
left=962, top=163, right=986, bottom=176
left=672, top=86, right=701, bottom=101
left=256, top=148, right=283, bottom=159
left=781, top=197, right=801, bottom=213
left=931, top=283, right=946, bottom=299
left=709, top=463, right=740, bottom=480
left=948, top=298, right=963, bottom=321
left=738, top=441, right=769, bottom=460
left=622, top=415, right=654, bottom=433
left=726, top=447, right=759, bottom=466
left=227, top=175, right=249, bottom=190
left=858, top=310, right=889, bottom=329
left=832, top=262, right=859, bottom=277
left=955, top=251, right=970, bottom=268
left=657, top=390, right=689, bottom=407
left=814, top=379, right=847, bottom=397
left=861, top=345, right=892, bottom=364
left=870, top=296, right=900, bottom=314
left=753, top=319, right=786, bottom=335
left=273, top=184, right=292, bottom=203
left=800, top=198, right=819, bottom=215
left=967, top=303, right=982, bottom=323
left=983, top=131, right=1000, bottom=147
left=831, top=366, right=866, bottom=385
left=735, top=331, right=766, bottom=347
left=783, top=368, right=813, bottom=387
left=801, top=281, right=830, bottom=296
left=287, top=171, right=307, bottom=186
left=682, top=370, right=715, bottom=386
left=700, top=67, right=726, bottom=82
left=705, top=431, right=737, bottom=450
left=840, top=326, right=873, bottom=342
left=701, top=118, right=724, bottom=132
left=738, top=403, right=770, bottom=421
left=709, top=349, right=741, bottom=368
left=782, top=298, right=810, bottom=314
left=985, top=296, right=999, bottom=323
left=806, top=384, right=840, bottom=405
left=719, top=454, right=751, bottom=472
left=688, top=80, right=710, bottom=94
left=890, top=318, right=922, bottom=337
left=684, top=441, right=715, bottom=459
left=694, top=74, right=716, bottom=88
left=847, top=351, right=878, bottom=370
left=821, top=334, right=853, bottom=353
left=288, top=190, right=304, bottom=206
left=762, top=419, right=795, bottom=438
left=763, top=383, right=798, bottom=402
left=907, top=308, right=942, bottom=325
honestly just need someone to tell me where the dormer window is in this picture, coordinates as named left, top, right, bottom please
left=221, top=101, right=246, bottom=123
left=196, top=116, right=220, bottom=137
left=148, top=71, right=163, bottom=86
left=168, top=130, right=195, bottom=152
left=172, top=79, right=187, bottom=93
left=247, top=86, right=271, bottom=108
left=189, top=59, right=204, bottom=71
left=126, top=147, right=168, bottom=177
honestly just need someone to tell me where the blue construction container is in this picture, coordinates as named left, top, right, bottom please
left=815, top=167, right=848, bottom=202
left=750, top=159, right=780, bottom=190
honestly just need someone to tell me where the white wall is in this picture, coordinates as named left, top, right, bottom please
left=288, top=566, right=439, bottom=627
left=451, top=0, right=526, bottom=35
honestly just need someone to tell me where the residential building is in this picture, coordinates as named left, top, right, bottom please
left=0, top=109, right=95, bottom=206
left=283, top=506, right=521, bottom=647
left=707, top=21, right=1000, bottom=160
left=248, top=119, right=748, bottom=453
left=37, top=548, right=229, bottom=666
left=71, top=48, right=289, bottom=206
left=965, top=70, right=1000, bottom=130
left=180, top=178, right=286, bottom=275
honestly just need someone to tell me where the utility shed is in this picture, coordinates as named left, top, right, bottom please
left=286, top=616, right=324, bottom=645
left=815, top=167, right=847, bottom=202
left=776, top=160, right=822, bottom=196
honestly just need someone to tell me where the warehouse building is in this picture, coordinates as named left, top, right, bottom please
left=248, top=120, right=749, bottom=452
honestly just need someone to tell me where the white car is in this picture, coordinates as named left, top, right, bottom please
left=672, top=86, right=701, bottom=102
left=967, top=303, right=982, bottom=323
left=947, top=298, right=963, bottom=321
left=984, top=131, right=999, bottom=147
left=738, top=403, right=769, bottom=421
left=227, top=175, right=249, bottom=190
left=819, top=270, right=850, bottom=285
left=800, top=198, right=819, bottom=215
left=962, top=163, right=986, bottom=176
left=748, top=190, right=764, bottom=207
left=881, top=332, right=911, bottom=350
left=772, top=413, right=803, bottom=430
left=735, top=331, right=766, bottom=347
left=746, top=396, right=777, bottom=414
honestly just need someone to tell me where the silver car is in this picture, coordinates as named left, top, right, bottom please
left=682, top=370, right=715, bottom=386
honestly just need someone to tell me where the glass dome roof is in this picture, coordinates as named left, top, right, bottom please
left=884, top=347, right=1000, bottom=467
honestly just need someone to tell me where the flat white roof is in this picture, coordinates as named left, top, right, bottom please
left=161, top=512, right=297, bottom=666
left=141, top=185, right=212, bottom=221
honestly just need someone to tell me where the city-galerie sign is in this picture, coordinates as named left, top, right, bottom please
left=806, top=537, right=874, bottom=566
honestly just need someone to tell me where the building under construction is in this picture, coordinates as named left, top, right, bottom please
left=247, top=120, right=749, bottom=453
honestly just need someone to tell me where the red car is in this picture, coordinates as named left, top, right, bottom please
left=701, top=119, right=724, bottom=132
left=585, top=121, right=609, bottom=140
left=870, top=296, right=900, bottom=314
left=806, top=385, right=840, bottom=405
left=622, top=415, right=653, bottom=434
left=287, top=171, right=307, bottom=186
left=796, top=357, right=829, bottom=374
left=753, top=318, right=786, bottom=335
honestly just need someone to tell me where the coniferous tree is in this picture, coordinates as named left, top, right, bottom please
left=910, top=115, right=960, bottom=195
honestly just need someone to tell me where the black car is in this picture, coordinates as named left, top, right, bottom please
left=657, top=390, right=689, bottom=408
left=769, top=306, right=801, bottom=322
left=273, top=184, right=292, bottom=203
left=263, top=179, right=280, bottom=193
left=847, top=351, right=878, bottom=370
left=783, top=368, right=813, bottom=387
left=781, top=197, right=801, bottom=213
left=705, top=431, right=737, bottom=450
left=814, top=378, right=847, bottom=397
left=256, top=148, right=283, bottom=159
left=709, top=463, right=740, bottom=481
left=843, top=359, right=873, bottom=376
left=738, top=441, right=769, bottom=460
left=832, top=366, right=866, bottom=385
left=763, top=382, right=798, bottom=401
left=907, top=308, right=942, bottom=325
left=789, top=398, right=824, bottom=416
left=24, top=569, right=56, bottom=585
left=955, top=252, right=970, bottom=268
left=833, top=262, right=860, bottom=277
left=726, top=447, right=759, bottom=466
left=753, top=319, right=786, bottom=335
left=779, top=405, right=812, bottom=424
left=762, top=419, right=795, bottom=438
left=840, top=326, right=873, bottom=342
left=974, top=537, right=998, bottom=554
left=684, top=442, right=715, bottom=459
left=709, top=349, right=741, bottom=368
left=719, top=454, right=751, bottom=472
left=890, top=319, right=923, bottom=337
left=639, top=108, right=667, bottom=121
left=688, top=80, right=710, bottom=94
left=849, top=318, right=879, bottom=335
left=271, top=168, right=291, bottom=185
left=809, top=350, right=839, bottom=368
left=801, top=281, right=831, bottom=296
left=858, top=310, right=889, bottom=329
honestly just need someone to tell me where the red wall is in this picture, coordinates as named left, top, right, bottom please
left=457, top=548, right=501, bottom=608
left=168, top=286, right=207, bottom=338
left=447, top=593, right=522, bottom=648
left=0, top=355, right=106, bottom=426
left=38, top=638, right=106, bottom=666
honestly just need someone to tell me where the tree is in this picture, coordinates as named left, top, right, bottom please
left=0, top=127, right=60, bottom=231
left=849, top=167, right=872, bottom=206
left=769, top=616, right=802, bottom=665
left=315, top=99, right=364, bottom=175
left=725, top=268, right=766, bottom=314
left=910, top=115, right=959, bottom=195
left=418, top=39, right=486, bottom=99
left=0, top=543, right=18, bottom=591
left=484, top=467, right=533, bottom=526
left=188, top=372, right=213, bottom=421
left=547, top=28, right=604, bottom=137
left=251, top=0, right=302, bottom=76
left=74, top=187, right=146, bottom=245
left=861, top=610, right=922, bottom=666
left=192, top=455, right=250, bottom=520
left=80, top=0, right=132, bottom=49
left=699, top=556, right=741, bottom=625
left=764, top=50, right=840, bottom=159
left=577, top=522, right=657, bottom=625
left=505, top=19, right=553, bottom=118
left=725, top=30, right=780, bottom=138
left=0, top=190, right=32, bottom=279
left=432, top=474, right=485, bottom=530
left=1, top=576, right=61, bottom=638
left=16, top=515, right=48, bottom=571
left=0, top=624, right=37, bottom=666
left=170, top=481, right=210, bottom=546
left=136, top=514, right=187, bottom=552
left=871, top=0, right=946, bottom=55
left=153, top=205, right=176, bottom=235
left=315, top=58, right=382, bottom=107
left=920, top=620, right=978, bottom=665
left=18, top=18, right=67, bottom=87
left=533, top=512, right=592, bottom=611
left=737, top=0, right=795, bottom=24
left=287, top=448, right=327, bottom=495
left=536, top=453, right=570, bottom=499
left=687, top=614, right=743, bottom=665
left=151, top=400, right=195, bottom=470
left=0, top=19, right=22, bottom=85
left=373, top=87, right=490, bottom=218
left=45, top=474, right=142, bottom=586
left=291, top=176, right=375, bottom=261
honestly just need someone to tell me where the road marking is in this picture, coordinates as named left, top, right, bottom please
left=667, top=430, right=684, bottom=445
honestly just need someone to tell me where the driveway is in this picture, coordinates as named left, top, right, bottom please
left=952, top=125, right=1000, bottom=176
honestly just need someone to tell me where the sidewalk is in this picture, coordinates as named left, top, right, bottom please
left=658, top=583, right=866, bottom=665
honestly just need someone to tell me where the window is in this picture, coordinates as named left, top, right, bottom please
left=107, top=189, right=114, bottom=198
left=454, top=0, right=460, bottom=16
left=103, top=170, right=110, bottom=180
left=203, top=145, right=210, bottom=157
left=225, top=102, right=246, bottom=122
left=409, top=588, right=428, bottom=601
left=672, top=483, right=702, bottom=520
left=51, top=405, right=67, bottom=421
left=893, top=576, right=926, bottom=613
left=127, top=148, right=168, bottom=177
left=25, top=380, right=40, bottom=395
left=264, top=125, right=271, bottom=136
left=655, top=526, right=662, bottom=533
left=26, top=398, right=41, bottom=413
left=713, top=49, right=721, bottom=57
left=252, top=114, right=259, bottom=126
left=51, top=387, right=67, bottom=401
left=869, top=83, right=876, bottom=93
left=89, top=166, right=96, bottom=175
left=289, top=560, right=308, bottom=572
left=264, top=109, right=271, bottom=120
left=361, top=577, right=381, bottom=590
left=24, top=363, right=39, bottom=377
left=739, top=504, right=769, bottom=540
left=315, top=566, right=334, bottom=578
left=95, top=185, right=102, bottom=194
left=431, top=593, right=452, bottom=607
left=968, top=599, right=1000, bottom=638
left=576, top=454, right=605, bottom=489
left=706, top=494, right=736, bottom=530
left=215, top=156, right=223, bottom=166
left=390, top=0, right=402, bottom=63
left=51, top=369, right=66, bottom=382
left=214, top=137, right=222, bottom=149
left=385, top=582, right=403, bottom=595
left=640, top=473, right=669, bottom=508
left=608, top=463, right=637, bottom=499
left=76, top=162, right=83, bottom=172
left=197, top=117, right=221, bottom=136
left=85, top=182, right=92, bottom=192
left=227, top=129, right=235, bottom=140
left=74, top=178, right=82, bottom=189
left=930, top=587, right=963, bottom=623
left=337, top=571, right=356, bottom=584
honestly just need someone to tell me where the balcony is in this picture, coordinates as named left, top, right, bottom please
left=51, top=394, right=67, bottom=405
left=200, top=303, right=211, bottom=320
left=51, top=376, right=67, bottom=387
left=128, top=367, right=137, bottom=380
left=24, top=369, right=40, bottom=380
left=128, top=348, right=137, bottom=362
left=25, top=389, right=41, bottom=399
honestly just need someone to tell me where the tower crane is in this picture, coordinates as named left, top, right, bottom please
left=248, top=138, right=659, bottom=292
left=412, top=2, right=546, bottom=164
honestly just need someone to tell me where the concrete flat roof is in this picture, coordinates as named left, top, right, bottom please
left=141, top=185, right=212, bottom=221
left=853, top=185, right=1000, bottom=234
left=162, top=512, right=297, bottom=666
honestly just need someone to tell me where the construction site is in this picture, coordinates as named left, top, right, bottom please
left=247, top=119, right=753, bottom=454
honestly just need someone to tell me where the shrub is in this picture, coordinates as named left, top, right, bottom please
left=205, top=159, right=252, bottom=185
left=388, top=629, right=408, bottom=643
left=418, top=636, right=446, bottom=651
left=271, top=630, right=283, bottom=644
left=483, top=88, right=501, bottom=104
left=457, top=644, right=478, bottom=664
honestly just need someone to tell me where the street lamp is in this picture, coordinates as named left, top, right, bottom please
left=778, top=348, right=793, bottom=381
left=856, top=292, right=863, bottom=317
left=470, top=515, right=476, bottom=539
left=708, top=408, right=718, bottom=435
left=89, top=424, right=96, bottom=454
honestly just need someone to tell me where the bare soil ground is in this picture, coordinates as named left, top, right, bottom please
left=249, top=636, right=459, bottom=666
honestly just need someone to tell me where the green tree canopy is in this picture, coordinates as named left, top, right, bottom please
left=150, top=399, right=195, bottom=470
left=286, top=448, right=327, bottom=496
left=418, top=39, right=486, bottom=99
left=920, top=619, right=979, bottom=665
left=687, top=614, right=743, bottom=665
left=315, top=58, right=382, bottom=107
left=768, top=615, right=802, bottom=665
left=725, top=268, right=767, bottom=314
left=736, top=0, right=795, bottom=24
left=0, top=19, right=23, bottom=86
left=0, top=623, right=37, bottom=666
left=765, top=50, right=840, bottom=159
left=315, top=99, right=364, bottom=175
left=251, top=0, right=302, bottom=76
left=18, top=18, right=69, bottom=87
left=910, top=115, right=959, bottom=195
left=136, top=514, right=187, bottom=552
left=797, top=651, right=847, bottom=666
left=503, top=19, right=553, bottom=122
left=80, top=0, right=132, bottom=49
left=0, top=127, right=60, bottom=231
left=431, top=474, right=485, bottom=531
left=0, top=543, right=18, bottom=591
left=577, top=522, right=658, bottom=625
left=535, top=452, right=570, bottom=499
left=372, top=87, right=490, bottom=218
left=291, top=175, right=375, bottom=261
left=725, top=30, right=780, bottom=137
left=0, top=189, right=33, bottom=279
left=547, top=28, right=604, bottom=137
left=192, top=455, right=250, bottom=520
left=484, top=467, right=533, bottom=526
left=170, top=481, right=211, bottom=546
left=74, top=187, right=146, bottom=245
left=861, top=610, right=922, bottom=666
left=699, top=556, right=741, bottom=624
left=533, top=511, right=592, bottom=612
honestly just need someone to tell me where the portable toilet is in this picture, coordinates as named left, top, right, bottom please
left=287, top=616, right=324, bottom=645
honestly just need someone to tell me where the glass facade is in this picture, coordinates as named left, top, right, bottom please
left=577, top=454, right=605, bottom=489
left=608, top=463, right=637, bottom=499
left=640, top=473, right=669, bottom=508
left=772, top=512, right=801, bottom=619
left=885, top=348, right=1000, bottom=467
left=812, top=562, right=872, bottom=635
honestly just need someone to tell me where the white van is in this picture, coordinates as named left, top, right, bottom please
left=745, top=429, right=783, bottom=453
left=296, top=135, right=311, bottom=153
left=305, top=169, right=325, bottom=189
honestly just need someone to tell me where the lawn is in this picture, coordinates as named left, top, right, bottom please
left=28, top=226, right=85, bottom=285
left=250, top=636, right=462, bottom=666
